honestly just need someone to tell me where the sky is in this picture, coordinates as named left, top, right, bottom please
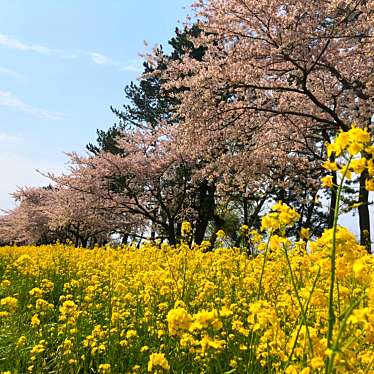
left=0, top=0, right=191, bottom=211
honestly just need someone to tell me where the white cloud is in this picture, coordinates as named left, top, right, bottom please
left=83, top=51, right=142, bottom=72
left=0, top=91, right=63, bottom=120
left=0, top=33, right=53, bottom=54
left=84, top=51, right=114, bottom=65
left=120, top=61, right=143, bottom=72
left=0, top=33, right=74, bottom=60
left=0, top=33, right=140, bottom=72
left=0, top=66, right=23, bottom=79
left=0, top=132, right=23, bottom=144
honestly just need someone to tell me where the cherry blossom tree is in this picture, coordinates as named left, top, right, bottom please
left=0, top=187, right=56, bottom=245
left=44, top=182, right=131, bottom=247
left=0, top=182, right=133, bottom=247
left=50, top=129, right=196, bottom=245
left=159, top=0, right=374, bottom=250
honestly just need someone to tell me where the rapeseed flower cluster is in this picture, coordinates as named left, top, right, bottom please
left=260, top=201, right=300, bottom=232
left=0, top=226, right=372, bottom=372
left=322, top=126, right=374, bottom=190
left=180, top=221, right=192, bottom=238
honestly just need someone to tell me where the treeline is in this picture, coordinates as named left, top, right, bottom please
left=1, top=0, right=373, bottom=251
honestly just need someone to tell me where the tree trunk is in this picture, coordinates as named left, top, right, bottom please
left=167, top=220, right=177, bottom=246
left=121, top=233, right=129, bottom=245
left=248, top=195, right=267, bottom=229
left=305, top=192, right=317, bottom=228
left=176, top=221, right=182, bottom=243
left=150, top=230, right=156, bottom=241
left=358, top=171, right=371, bottom=253
left=243, top=198, right=248, bottom=225
left=81, top=237, right=88, bottom=248
left=195, top=220, right=209, bottom=245
left=194, top=180, right=216, bottom=244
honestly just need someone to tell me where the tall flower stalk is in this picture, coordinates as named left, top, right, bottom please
left=321, top=127, right=373, bottom=373
left=326, top=155, right=351, bottom=371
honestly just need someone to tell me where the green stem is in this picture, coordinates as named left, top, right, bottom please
left=327, top=294, right=365, bottom=374
left=326, top=156, right=352, bottom=373
left=282, top=243, right=314, bottom=355
left=364, top=356, right=374, bottom=374
left=287, top=266, right=320, bottom=362
left=257, top=234, right=272, bottom=300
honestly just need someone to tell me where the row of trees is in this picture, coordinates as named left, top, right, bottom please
left=1, top=0, right=373, bottom=251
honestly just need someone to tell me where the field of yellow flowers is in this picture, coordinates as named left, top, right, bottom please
left=1, top=127, right=374, bottom=373
left=0, top=227, right=373, bottom=373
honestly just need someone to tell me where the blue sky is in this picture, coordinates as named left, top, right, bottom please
left=0, top=0, right=191, bottom=210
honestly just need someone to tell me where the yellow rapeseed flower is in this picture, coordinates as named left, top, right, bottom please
left=367, top=159, right=374, bottom=176
left=350, top=158, right=367, bottom=174
left=300, top=227, right=310, bottom=240
left=216, top=229, right=225, bottom=239
left=321, top=175, right=334, bottom=188
left=98, top=364, right=111, bottom=373
left=0, top=279, right=11, bottom=288
left=31, top=340, right=46, bottom=354
left=16, top=335, right=27, bottom=348
left=31, top=314, right=40, bottom=327
left=0, top=296, right=17, bottom=312
left=322, top=160, right=338, bottom=171
left=365, top=178, right=374, bottom=191
left=148, top=353, right=170, bottom=372
left=181, top=221, right=192, bottom=236
left=167, top=308, right=192, bottom=336
left=309, top=356, right=324, bottom=369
